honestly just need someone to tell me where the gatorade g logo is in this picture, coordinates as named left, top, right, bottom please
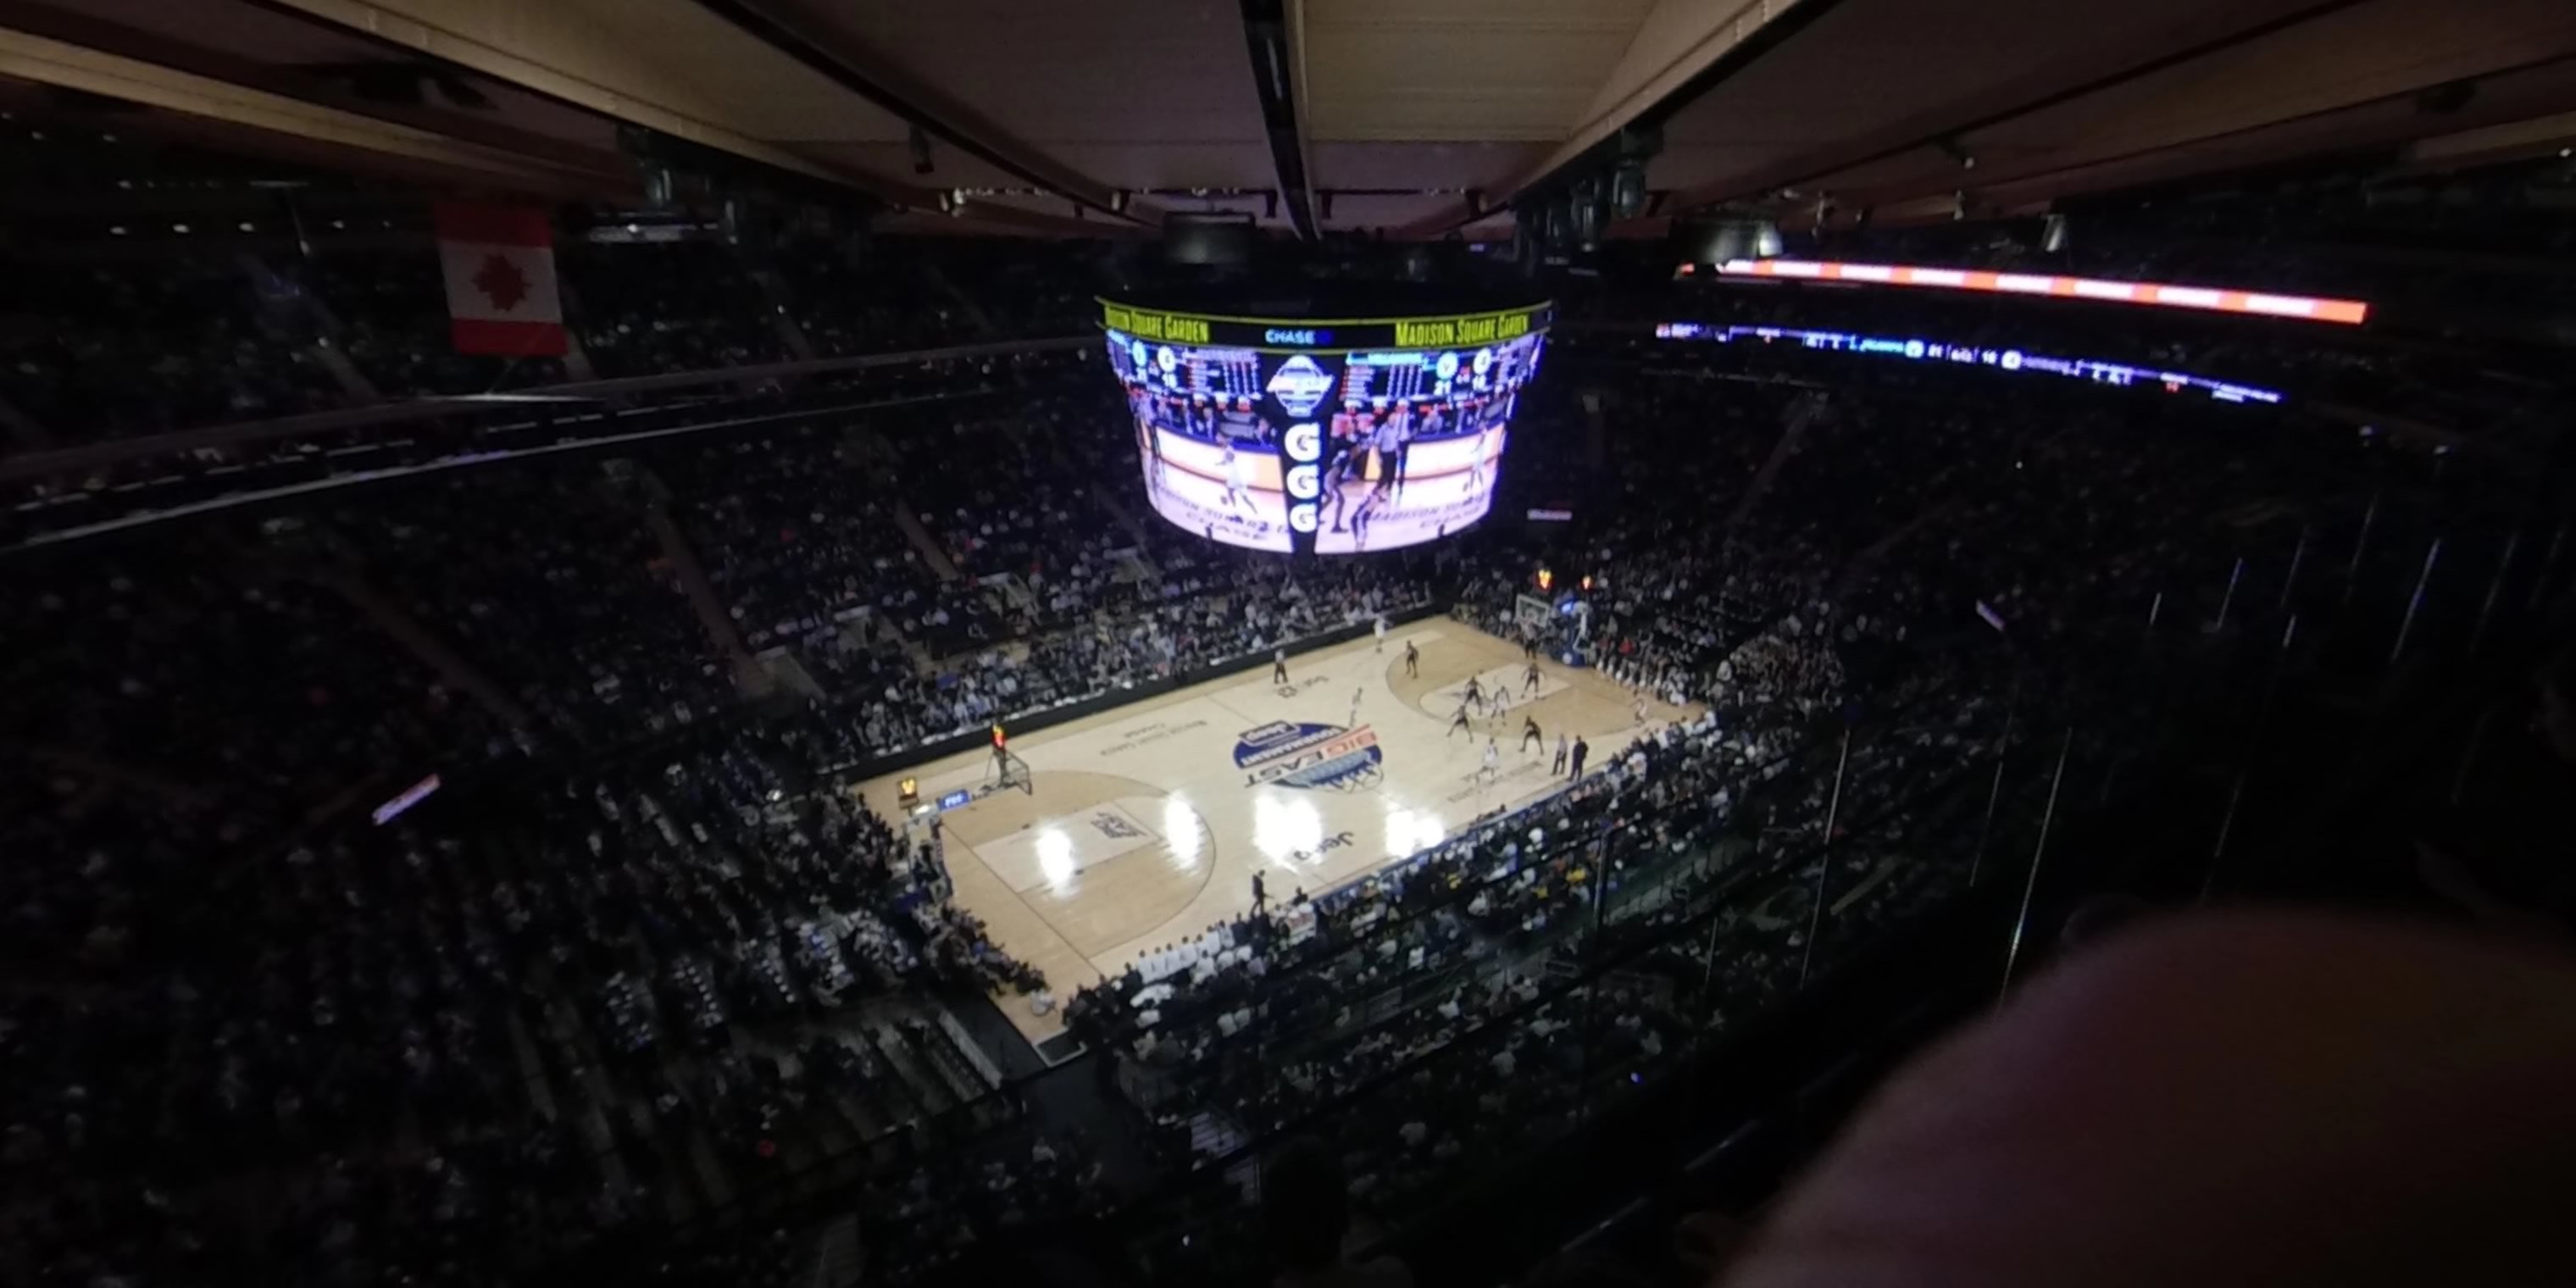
left=1283, top=421, right=1322, bottom=532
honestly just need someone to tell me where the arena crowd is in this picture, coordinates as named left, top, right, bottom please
left=0, top=222, right=2539, bottom=1288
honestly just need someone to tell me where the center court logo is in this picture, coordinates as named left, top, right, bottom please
left=1234, top=720, right=1385, bottom=791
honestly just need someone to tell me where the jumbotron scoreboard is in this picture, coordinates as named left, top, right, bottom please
left=1099, top=290, right=1552, bottom=554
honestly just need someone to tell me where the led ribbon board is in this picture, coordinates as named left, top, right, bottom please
left=1098, top=300, right=1552, bottom=352
left=1652, top=322, right=2285, bottom=405
left=1699, top=259, right=2369, bottom=325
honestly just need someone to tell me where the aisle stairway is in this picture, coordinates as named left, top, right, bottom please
left=746, top=264, right=820, bottom=360
left=307, top=565, right=536, bottom=729
left=0, top=740, right=215, bottom=813
left=808, top=1212, right=861, bottom=1288
left=639, top=497, right=766, bottom=693
left=919, top=260, right=997, bottom=337
left=0, top=390, right=45, bottom=447
left=303, top=342, right=380, bottom=403
left=889, top=506, right=963, bottom=581
left=1088, top=481, right=1159, bottom=549
left=1729, top=391, right=1825, bottom=530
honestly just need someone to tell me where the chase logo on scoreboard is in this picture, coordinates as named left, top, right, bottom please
left=1234, top=720, right=1385, bottom=792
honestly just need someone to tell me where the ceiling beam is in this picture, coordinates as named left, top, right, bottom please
left=2396, top=108, right=2576, bottom=172
left=253, top=0, right=939, bottom=206
left=1650, top=0, right=2363, bottom=220
left=688, top=0, right=1156, bottom=228
left=1393, top=0, right=1840, bottom=239
left=0, top=25, right=587, bottom=191
left=0, top=1, right=633, bottom=188
left=1241, top=0, right=1317, bottom=238
left=0, top=78, right=624, bottom=202
left=890, top=198, right=1152, bottom=239
left=1836, top=53, right=2576, bottom=216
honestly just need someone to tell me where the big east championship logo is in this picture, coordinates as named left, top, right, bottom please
left=1234, top=721, right=1385, bottom=791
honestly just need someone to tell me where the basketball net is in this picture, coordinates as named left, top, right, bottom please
left=985, top=744, right=1033, bottom=795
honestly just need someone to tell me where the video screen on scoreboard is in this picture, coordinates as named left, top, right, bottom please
left=1105, top=330, right=1545, bottom=553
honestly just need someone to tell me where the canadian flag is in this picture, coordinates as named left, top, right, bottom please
left=433, top=202, right=567, bottom=357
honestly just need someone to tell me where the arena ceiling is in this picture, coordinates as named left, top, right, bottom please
left=3, top=0, right=2574, bottom=238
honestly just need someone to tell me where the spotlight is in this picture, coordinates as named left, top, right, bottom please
left=1609, top=158, right=1649, bottom=219
left=1161, top=211, right=1254, bottom=264
left=1670, top=215, right=1776, bottom=263
left=1568, top=180, right=1603, bottom=251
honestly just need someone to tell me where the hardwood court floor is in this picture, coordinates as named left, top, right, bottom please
left=851, top=621, right=1701, bottom=1052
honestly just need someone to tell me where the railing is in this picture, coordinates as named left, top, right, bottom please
left=0, top=334, right=1094, bottom=481
left=2, top=334, right=1096, bottom=552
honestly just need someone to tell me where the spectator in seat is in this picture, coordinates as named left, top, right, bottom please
left=1264, top=1138, right=1414, bottom=1288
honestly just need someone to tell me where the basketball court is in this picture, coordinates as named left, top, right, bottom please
left=849, top=622, right=1700, bottom=1053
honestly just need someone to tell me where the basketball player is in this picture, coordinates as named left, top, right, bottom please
left=1446, top=701, right=1474, bottom=739
left=1480, top=738, right=1501, bottom=784
left=1551, top=732, right=1570, bottom=775
left=1520, top=714, right=1544, bottom=753
left=1272, top=647, right=1289, bottom=686
left=1347, top=483, right=1387, bottom=551
left=1385, top=400, right=1415, bottom=500
left=1403, top=640, right=1419, bottom=679
left=1633, top=695, right=1651, bottom=728
left=1462, top=675, right=1483, bottom=713
left=1322, top=432, right=1361, bottom=533
left=1135, top=400, right=1166, bottom=485
left=1220, top=442, right=1255, bottom=512
left=1523, top=658, right=1542, bottom=696
left=1374, top=615, right=1388, bottom=652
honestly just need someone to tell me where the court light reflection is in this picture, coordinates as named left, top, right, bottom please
left=1163, top=797, right=1202, bottom=869
left=1035, top=827, right=1076, bottom=891
left=1252, top=793, right=1325, bottom=864
left=1385, top=807, right=1445, bottom=858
